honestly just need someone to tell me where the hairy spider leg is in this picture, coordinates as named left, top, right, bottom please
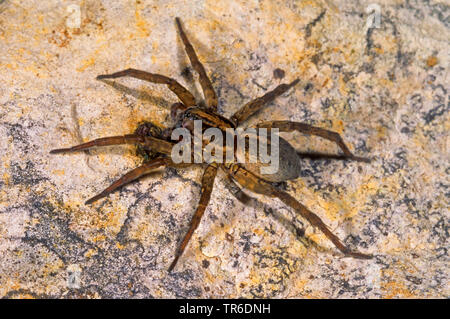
left=168, top=164, right=218, bottom=272
left=97, top=68, right=196, bottom=107
left=175, top=17, right=218, bottom=110
left=223, top=175, right=253, bottom=205
left=50, top=135, right=143, bottom=154
left=296, top=152, right=370, bottom=162
left=223, top=164, right=372, bottom=259
left=85, top=157, right=173, bottom=205
left=230, top=79, right=299, bottom=125
left=256, top=121, right=371, bottom=162
left=50, top=134, right=174, bottom=156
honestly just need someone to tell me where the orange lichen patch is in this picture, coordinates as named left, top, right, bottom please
left=0, top=190, right=7, bottom=209
left=90, top=206, right=126, bottom=232
left=3, top=278, right=24, bottom=294
left=2, top=157, right=10, bottom=169
left=96, top=154, right=107, bottom=164
left=203, top=260, right=224, bottom=285
left=338, top=45, right=360, bottom=65
left=293, top=277, right=309, bottom=293
left=307, top=232, right=325, bottom=247
left=299, top=169, right=373, bottom=224
left=359, top=178, right=379, bottom=194
left=374, top=47, right=384, bottom=55
left=52, top=169, right=65, bottom=176
left=426, top=55, right=438, bottom=68
left=130, top=222, right=151, bottom=243
left=252, top=228, right=264, bottom=236
left=84, top=248, right=97, bottom=258
left=56, top=198, right=83, bottom=214
left=24, top=64, right=49, bottom=78
left=381, top=233, right=404, bottom=254
left=376, top=125, right=388, bottom=139
left=76, top=57, right=96, bottom=72
left=134, top=5, right=151, bottom=37
left=331, top=119, right=344, bottom=134
left=48, top=29, right=72, bottom=48
left=2, top=172, right=10, bottom=185
left=316, top=198, right=345, bottom=223
left=369, top=33, right=397, bottom=55
left=41, top=259, right=65, bottom=277
left=56, top=195, right=128, bottom=242
left=205, top=0, right=313, bottom=69
left=341, top=177, right=379, bottom=220
left=381, top=278, right=415, bottom=299
left=3, top=62, right=18, bottom=70
left=233, top=40, right=243, bottom=50
left=287, top=240, right=308, bottom=257
left=91, top=234, right=107, bottom=242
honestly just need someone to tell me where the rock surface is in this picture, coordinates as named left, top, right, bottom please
left=0, top=0, right=448, bottom=298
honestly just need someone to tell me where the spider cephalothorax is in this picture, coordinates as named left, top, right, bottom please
left=133, top=122, right=168, bottom=160
left=51, top=17, right=372, bottom=272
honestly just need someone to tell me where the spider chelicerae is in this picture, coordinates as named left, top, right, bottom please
left=51, top=17, right=372, bottom=271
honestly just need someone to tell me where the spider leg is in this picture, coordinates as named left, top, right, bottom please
left=97, top=68, right=196, bottom=107
left=296, top=152, right=370, bottom=162
left=257, top=121, right=371, bottom=162
left=223, top=164, right=372, bottom=259
left=50, top=134, right=143, bottom=154
left=223, top=175, right=253, bottom=205
left=175, top=17, right=218, bottom=110
left=50, top=134, right=174, bottom=156
left=85, top=157, right=172, bottom=205
left=168, top=164, right=218, bottom=272
left=230, top=79, right=299, bottom=125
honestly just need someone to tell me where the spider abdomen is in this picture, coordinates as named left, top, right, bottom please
left=237, top=135, right=301, bottom=183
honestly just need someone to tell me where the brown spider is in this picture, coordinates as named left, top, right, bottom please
left=51, top=18, right=372, bottom=272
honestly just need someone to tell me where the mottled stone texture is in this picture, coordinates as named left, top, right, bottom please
left=0, top=0, right=448, bottom=298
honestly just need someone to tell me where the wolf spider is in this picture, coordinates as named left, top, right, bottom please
left=51, top=17, right=372, bottom=271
